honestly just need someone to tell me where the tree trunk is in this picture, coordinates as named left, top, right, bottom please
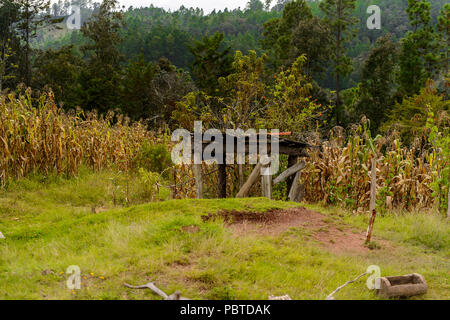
left=335, top=73, right=341, bottom=125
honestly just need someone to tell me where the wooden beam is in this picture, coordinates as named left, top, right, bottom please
left=288, top=169, right=303, bottom=202
left=273, top=160, right=306, bottom=185
left=278, top=146, right=310, bottom=157
left=236, top=162, right=262, bottom=198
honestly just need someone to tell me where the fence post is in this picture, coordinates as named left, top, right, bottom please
left=370, top=157, right=377, bottom=212
left=193, top=164, right=203, bottom=199
left=366, top=157, right=377, bottom=243
left=261, top=163, right=272, bottom=199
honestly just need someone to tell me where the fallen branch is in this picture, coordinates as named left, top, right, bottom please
left=269, top=294, right=292, bottom=300
left=325, top=272, right=369, bottom=300
left=123, top=282, right=190, bottom=300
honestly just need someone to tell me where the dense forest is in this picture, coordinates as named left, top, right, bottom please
left=1, top=0, right=448, bottom=132
left=40, top=0, right=447, bottom=88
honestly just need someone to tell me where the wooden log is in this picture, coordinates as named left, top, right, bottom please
left=236, top=162, right=262, bottom=198
left=288, top=169, right=303, bottom=202
left=193, top=164, right=203, bottom=199
left=377, top=274, right=427, bottom=298
left=297, top=182, right=305, bottom=202
left=273, top=160, right=306, bottom=185
left=285, top=155, right=297, bottom=200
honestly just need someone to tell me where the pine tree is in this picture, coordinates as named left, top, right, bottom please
left=77, top=0, right=125, bottom=112
left=319, top=0, right=358, bottom=126
left=398, top=0, right=441, bottom=96
left=188, top=32, right=233, bottom=96
left=437, top=4, right=449, bottom=78
left=262, top=0, right=313, bottom=68
left=357, top=34, right=398, bottom=132
left=0, top=0, right=20, bottom=91
left=16, top=0, right=52, bottom=86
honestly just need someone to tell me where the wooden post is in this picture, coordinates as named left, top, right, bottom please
left=218, top=163, right=227, bottom=198
left=285, top=155, right=297, bottom=200
left=193, top=164, right=203, bottom=199
left=366, top=209, right=377, bottom=244
left=238, top=164, right=244, bottom=190
left=261, top=163, right=272, bottom=199
left=236, top=162, right=262, bottom=198
left=366, top=157, right=377, bottom=244
left=370, top=157, right=377, bottom=212
left=288, top=170, right=303, bottom=202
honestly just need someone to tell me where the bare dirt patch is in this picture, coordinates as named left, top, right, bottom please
left=203, top=207, right=391, bottom=254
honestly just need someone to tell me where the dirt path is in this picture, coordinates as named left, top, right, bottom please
left=203, top=207, right=391, bottom=254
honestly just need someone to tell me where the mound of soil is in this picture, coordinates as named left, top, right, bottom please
left=203, top=207, right=390, bottom=254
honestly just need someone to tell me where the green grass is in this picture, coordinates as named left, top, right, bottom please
left=0, top=171, right=449, bottom=300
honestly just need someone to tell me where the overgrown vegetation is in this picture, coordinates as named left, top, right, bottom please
left=0, top=0, right=449, bottom=301
left=0, top=174, right=448, bottom=299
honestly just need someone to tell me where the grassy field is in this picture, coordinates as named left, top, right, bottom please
left=0, top=171, right=448, bottom=300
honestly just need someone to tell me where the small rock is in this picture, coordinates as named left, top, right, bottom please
left=0, top=232, right=5, bottom=239
left=41, top=270, right=55, bottom=276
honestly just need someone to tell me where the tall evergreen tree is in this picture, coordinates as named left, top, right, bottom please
left=357, top=34, right=398, bottom=131
left=0, top=0, right=20, bottom=91
left=398, top=0, right=441, bottom=96
left=319, top=0, right=358, bottom=125
left=437, top=4, right=449, bottom=78
left=262, top=0, right=313, bottom=69
left=16, top=0, right=52, bottom=86
left=291, top=16, right=331, bottom=78
left=77, top=0, right=124, bottom=113
left=32, top=46, right=83, bottom=107
left=188, top=32, right=233, bottom=96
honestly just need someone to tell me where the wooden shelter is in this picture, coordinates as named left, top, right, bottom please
left=190, top=132, right=317, bottom=200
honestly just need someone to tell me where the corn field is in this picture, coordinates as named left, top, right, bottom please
left=1, top=92, right=447, bottom=212
left=0, top=91, right=156, bottom=186
left=301, top=124, right=443, bottom=212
